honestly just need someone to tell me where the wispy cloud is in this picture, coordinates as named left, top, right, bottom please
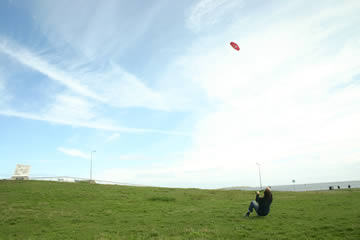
left=0, top=38, right=187, bottom=135
left=0, top=39, right=104, bottom=101
left=0, top=108, right=190, bottom=135
left=30, top=0, right=163, bottom=58
left=106, top=133, right=120, bottom=142
left=43, top=94, right=97, bottom=122
left=163, top=0, right=360, bottom=185
left=0, top=71, right=10, bottom=106
left=57, top=147, right=89, bottom=160
left=54, top=0, right=360, bottom=187
left=186, top=0, right=242, bottom=32
left=2, top=0, right=359, bottom=188
left=90, top=63, right=168, bottom=110
left=0, top=38, right=170, bottom=111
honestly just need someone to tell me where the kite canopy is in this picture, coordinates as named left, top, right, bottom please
left=230, top=42, right=240, bottom=51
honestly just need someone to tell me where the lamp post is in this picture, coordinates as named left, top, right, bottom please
left=90, top=150, right=96, bottom=180
left=256, top=163, right=262, bottom=189
left=292, top=179, right=295, bottom=191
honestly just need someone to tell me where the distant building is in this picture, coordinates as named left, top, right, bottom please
left=11, top=164, right=31, bottom=180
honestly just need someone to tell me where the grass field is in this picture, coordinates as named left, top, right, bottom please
left=0, top=180, right=359, bottom=239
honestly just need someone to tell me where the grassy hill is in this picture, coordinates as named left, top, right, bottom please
left=0, top=180, right=359, bottom=239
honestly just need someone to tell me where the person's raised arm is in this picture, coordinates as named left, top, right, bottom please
left=256, top=191, right=260, bottom=202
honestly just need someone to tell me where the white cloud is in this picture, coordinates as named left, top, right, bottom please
left=0, top=38, right=172, bottom=111
left=43, top=94, right=97, bottom=122
left=0, top=87, right=188, bottom=136
left=0, top=40, right=104, bottom=101
left=0, top=108, right=189, bottom=135
left=0, top=38, right=190, bottom=136
left=2, top=0, right=359, bottom=188
left=97, top=1, right=360, bottom=187
left=186, top=0, right=243, bottom=32
left=0, top=75, right=7, bottom=106
left=177, top=1, right=360, bottom=185
left=90, top=63, right=168, bottom=110
left=30, top=0, right=162, bottom=58
left=0, top=69, right=12, bottom=107
left=57, top=147, right=90, bottom=160
left=106, top=133, right=120, bottom=142
left=0, top=91, right=130, bottom=133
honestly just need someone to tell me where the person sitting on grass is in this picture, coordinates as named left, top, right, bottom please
left=244, top=186, right=272, bottom=217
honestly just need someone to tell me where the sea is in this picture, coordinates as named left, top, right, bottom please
left=223, top=180, right=360, bottom=192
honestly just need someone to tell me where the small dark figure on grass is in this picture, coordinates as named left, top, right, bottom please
left=245, top=186, right=273, bottom=217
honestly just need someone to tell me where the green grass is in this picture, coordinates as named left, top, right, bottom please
left=0, top=180, right=359, bottom=239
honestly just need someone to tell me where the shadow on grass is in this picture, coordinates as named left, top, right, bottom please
left=245, top=216, right=268, bottom=221
left=148, top=196, right=176, bottom=202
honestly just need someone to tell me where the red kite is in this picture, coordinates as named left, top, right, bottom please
left=230, top=42, right=240, bottom=51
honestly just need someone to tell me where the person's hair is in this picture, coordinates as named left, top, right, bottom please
left=264, top=187, right=272, bottom=200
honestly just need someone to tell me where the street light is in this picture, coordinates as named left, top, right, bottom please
left=256, top=163, right=262, bottom=189
left=90, top=150, right=96, bottom=180
left=292, top=179, right=296, bottom=191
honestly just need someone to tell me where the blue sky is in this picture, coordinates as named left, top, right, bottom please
left=1, top=0, right=359, bottom=188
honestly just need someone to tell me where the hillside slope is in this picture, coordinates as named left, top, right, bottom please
left=0, top=180, right=359, bottom=239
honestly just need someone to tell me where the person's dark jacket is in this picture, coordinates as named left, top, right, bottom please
left=256, top=194, right=273, bottom=216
